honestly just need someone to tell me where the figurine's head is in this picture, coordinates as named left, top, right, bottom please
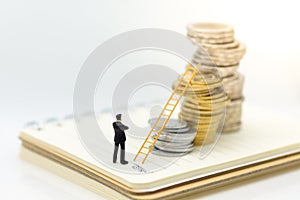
left=116, top=114, right=122, bottom=121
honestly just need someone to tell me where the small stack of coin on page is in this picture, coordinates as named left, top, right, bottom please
left=148, top=118, right=197, bottom=156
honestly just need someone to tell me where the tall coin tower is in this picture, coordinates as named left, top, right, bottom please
left=176, top=23, right=246, bottom=145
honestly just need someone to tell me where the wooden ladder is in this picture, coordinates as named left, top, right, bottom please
left=133, top=64, right=198, bottom=164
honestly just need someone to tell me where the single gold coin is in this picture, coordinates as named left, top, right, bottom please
left=182, top=99, right=228, bottom=109
left=199, top=40, right=240, bottom=50
left=187, top=22, right=234, bottom=34
left=216, top=65, right=240, bottom=77
left=189, top=36, right=235, bottom=45
left=178, top=112, right=224, bottom=124
left=181, top=105, right=226, bottom=116
left=207, top=43, right=246, bottom=56
left=187, top=31, right=234, bottom=39
left=185, top=111, right=226, bottom=120
left=192, top=58, right=239, bottom=67
left=187, top=91, right=227, bottom=100
left=183, top=102, right=227, bottom=110
left=222, top=122, right=242, bottom=133
left=186, top=95, right=230, bottom=104
left=182, top=103, right=227, bottom=113
left=194, top=53, right=243, bottom=64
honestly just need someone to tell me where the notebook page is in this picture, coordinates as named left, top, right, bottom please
left=20, top=105, right=300, bottom=190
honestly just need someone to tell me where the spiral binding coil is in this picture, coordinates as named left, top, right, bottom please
left=24, top=114, right=76, bottom=131
left=22, top=108, right=140, bottom=131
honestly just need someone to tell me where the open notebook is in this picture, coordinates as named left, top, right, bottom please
left=19, top=105, right=300, bottom=199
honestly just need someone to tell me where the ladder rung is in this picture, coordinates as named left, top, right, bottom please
left=146, top=141, right=154, bottom=144
left=139, top=152, right=148, bottom=155
left=183, top=76, right=191, bottom=80
left=185, top=70, right=193, bottom=74
left=163, top=111, right=172, bottom=115
left=165, top=108, right=173, bottom=111
left=168, top=103, right=176, bottom=106
left=153, top=128, right=162, bottom=133
left=154, top=119, right=164, bottom=123
left=143, top=146, right=150, bottom=149
left=186, top=66, right=196, bottom=71
left=166, top=105, right=175, bottom=108
left=163, top=112, right=172, bottom=115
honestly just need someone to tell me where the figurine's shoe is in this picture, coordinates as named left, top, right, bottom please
left=120, top=160, right=128, bottom=165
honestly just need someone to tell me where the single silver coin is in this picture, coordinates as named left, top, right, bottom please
left=157, top=132, right=196, bottom=142
left=163, top=126, right=191, bottom=133
left=154, top=147, right=193, bottom=154
left=154, top=145, right=194, bottom=153
left=155, top=140, right=194, bottom=148
left=159, top=131, right=197, bottom=138
left=157, top=137, right=195, bottom=145
left=155, top=147, right=191, bottom=155
left=148, top=118, right=188, bottom=129
left=152, top=148, right=189, bottom=157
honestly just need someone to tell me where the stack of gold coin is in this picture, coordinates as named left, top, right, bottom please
left=173, top=66, right=229, bottom=145
left=186, top=22, right=246, bottom=134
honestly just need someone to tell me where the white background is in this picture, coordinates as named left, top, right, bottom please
left=1, top=0, right=300, bottom=199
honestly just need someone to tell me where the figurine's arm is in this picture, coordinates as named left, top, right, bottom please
left=117, top=122, right=129, bottom=131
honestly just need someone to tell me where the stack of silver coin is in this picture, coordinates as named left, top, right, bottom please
left=187, top=22, right=246, bottom=133
left=148, top=118, right=197, bottom=156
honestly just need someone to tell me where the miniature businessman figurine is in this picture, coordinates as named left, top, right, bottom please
left=112, top=114, right=129, bottom=165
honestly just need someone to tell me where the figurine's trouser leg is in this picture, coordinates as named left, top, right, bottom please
left=113, top=143, right=119, bottom=163
left=120, top=142, right=128, bottom=164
